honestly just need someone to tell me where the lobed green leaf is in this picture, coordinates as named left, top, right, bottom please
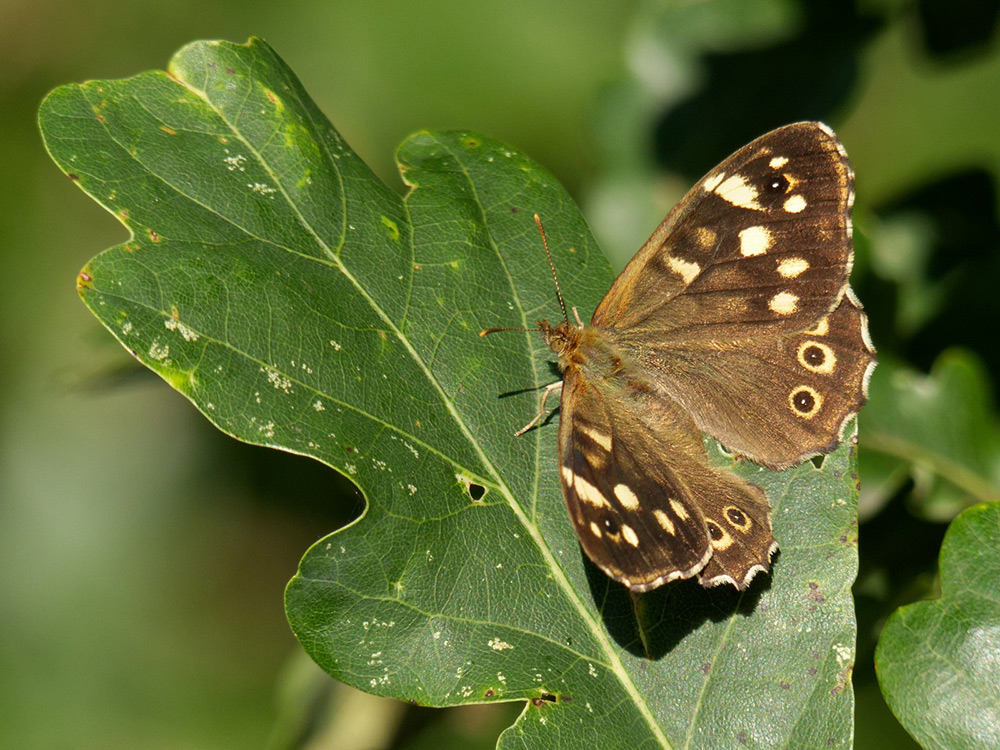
left=876, top=502, right=1000, bottom=750
left=40, top=37, right=861, bottom=749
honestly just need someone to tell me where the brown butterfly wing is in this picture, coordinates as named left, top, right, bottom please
left=593, top=122, right=874, bottom=468
left=594, top=123, right=853, bottom=337
left=558, top=364, right=777, bottom=591
left=637, top=289, right=873, bottom=469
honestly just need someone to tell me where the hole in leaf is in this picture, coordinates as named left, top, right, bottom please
left=457, top=474, right=488, bottom=501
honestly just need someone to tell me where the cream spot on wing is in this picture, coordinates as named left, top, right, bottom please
left=560, top=466, right=575, bottom=487
left=769, top=156, right=789, bottom=169
left=702, top=172, right=725, bottom=192
left=621, top=524, right=640, bottom=547
left=614, top=483, right=640, bottom=511
left=784, top=194, right=808, bottom=213
left=669, top=499, right=690, bottom=521
left=694, top=226, right=717, bottom=249
left=769, top=291, right=799, bottom=315
left=708, top=522, right=734, bottom=551
left=805, top=317, right=829, bottom=336
left=578, top=424, right=611, bottom=452
left=714, top=174, right=762, bottom=209
left=738, top=226, right=771, bottom=257
left=574, top=475, right=610, bottom=508
left=667, top=255, right=701, bottom=284
left=653, top=509, right=675, bottom=535
left=589, top=521, right=602, bottom=538
left=777, top=257, right=809, bottom=278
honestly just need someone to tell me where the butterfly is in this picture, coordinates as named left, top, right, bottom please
left=487, top=122, right=876, bottom=591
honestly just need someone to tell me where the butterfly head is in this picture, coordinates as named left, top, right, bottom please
left=538, top=319, right=581, bottom=367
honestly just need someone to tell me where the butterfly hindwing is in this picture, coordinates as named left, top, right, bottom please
left=635, top=289, right=874, bottom=468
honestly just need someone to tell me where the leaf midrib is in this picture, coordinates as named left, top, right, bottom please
left=417, top=132, right=673, bottom=748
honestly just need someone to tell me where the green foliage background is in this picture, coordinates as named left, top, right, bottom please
left=5, top=1, right=1000, bottom=748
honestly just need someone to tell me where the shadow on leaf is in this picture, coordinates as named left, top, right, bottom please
left=583, top=548, right=774, bottom=659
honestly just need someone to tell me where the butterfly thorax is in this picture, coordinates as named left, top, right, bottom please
left=539, top=319, right=643, bottom=391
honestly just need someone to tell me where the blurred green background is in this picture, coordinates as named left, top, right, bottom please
left=4, top=0, right=999, bottom=747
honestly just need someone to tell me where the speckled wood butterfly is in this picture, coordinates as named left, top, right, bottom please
left=487, top=122, right=875, bottom=592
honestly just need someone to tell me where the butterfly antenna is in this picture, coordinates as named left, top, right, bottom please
left=534, top=213, right=569, bottom=325
left=479, top=325, right=539, bottom=337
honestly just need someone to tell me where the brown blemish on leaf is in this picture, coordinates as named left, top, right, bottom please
left=831, top=663, right=853, bottom=696
left=807, top=582, right=826, bottom=603
left=77, top=270, right=93, bottom=292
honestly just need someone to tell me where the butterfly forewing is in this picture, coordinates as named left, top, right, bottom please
left=594, top=122, right=854, bottom=341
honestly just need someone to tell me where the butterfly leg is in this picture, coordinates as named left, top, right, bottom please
left=514, top=381, right=564, bottom=437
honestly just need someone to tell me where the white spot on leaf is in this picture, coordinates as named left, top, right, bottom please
left=263, top=367, right=293, bottom=393
left=164, top=316, right=199, bottom=341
